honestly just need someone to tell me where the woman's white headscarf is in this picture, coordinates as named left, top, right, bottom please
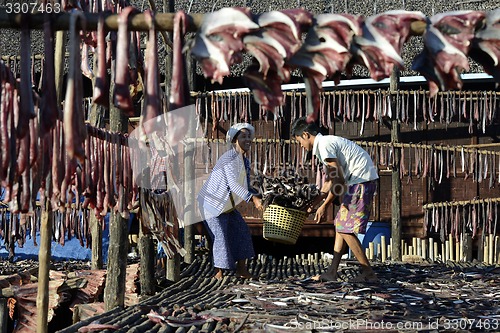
left=226, top=123, right=255, bottom=143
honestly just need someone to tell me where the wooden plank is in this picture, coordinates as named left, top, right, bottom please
left=390, top=69, right=402, bottom=261
left=103, top=49, right=129, bottom=311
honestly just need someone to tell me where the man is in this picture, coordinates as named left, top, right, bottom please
left=291, top=117, right=379, bottom=282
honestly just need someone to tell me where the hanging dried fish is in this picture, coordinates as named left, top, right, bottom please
left=414, top=145, right=421, bottom=178
left=324, top=92, right=330, bottom=129
left=64, top=10, right=87, bottom=161
left=18, top=13, right=36, bottom=139
left=444, top=203, right=449, bottom=240
left=385, top=91, right=391, bottom=119
left=399, top=146, right=406, bottom=180
left=380, top=143, right=386, bottom=167
left=438, top=149, right=443, bottom=184
left=113, top=6, right=138, bottom=115
left=460, top=147, right=466, bottom=177
left=490, top=152, right=495, bottom=189
left=407, top=144, right=413, bottom=184
left=360, top=91, right=366, bottom=135
left=446, top=146, right=450, bottom=179
left=471, top=203, right=477, bottom=239
left=139, top=10, right=162, bottom=136
left=483, top=152, right=489, bottom=182
left=452, top=146, right=456, bottom=178
left=477, top=152, right=482, bottom=183
left=92, top=16, right=109, bottom=107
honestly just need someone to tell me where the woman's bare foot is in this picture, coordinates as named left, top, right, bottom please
left=213, top=268, right=223, bottom=280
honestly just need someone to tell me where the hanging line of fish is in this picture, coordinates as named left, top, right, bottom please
left=421, top=198, right=499, bottom=243
left=189, top=8, right=500, bottom=123
left=139, top=188, right=186, bottom=259
left=192, top=89, right=498, bottom=136
left=357, top=142, right=500, bottom=188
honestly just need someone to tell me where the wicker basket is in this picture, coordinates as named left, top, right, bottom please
left=263, top=205, right=307, bottom=245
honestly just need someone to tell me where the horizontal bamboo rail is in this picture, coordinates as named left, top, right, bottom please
left=173, top=137, right=500, bottom=157
left=0, top=9, right=204, bottom=32
left=191, top=90, right=500, bottom=97
left=0, top=8, right=427, bottom=33
left=422, top=197, right=500, bottom=209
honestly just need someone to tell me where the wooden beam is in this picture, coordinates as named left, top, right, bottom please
left=164, top=0, right=181, bottom=282
left=103, top=45, right=129, bottom=311
left=390, top=68, right=402, bottom=262
left=138, top=225, right=155, bottom=296
left=36, top=204, right=52, bottom=333
left=36, top=22, right=65, bottom=333
left=89, top=55, right=105, bottom=271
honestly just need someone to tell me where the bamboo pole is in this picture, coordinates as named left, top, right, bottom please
left=429, top=237, right=434, bottom=261
left=381, top=236, right=387, bottom=262
left=442, top=243, right=447, bottom=262
left=459, top=234, right=464, bottom=262
left=421, top=238, right=426, bottom=259
left=489, top=234, right=494, bottom=265
left=423, top=197, right=500, bottom=209
left=368, top=242, right=375, bottom=260
left=0, top=9, right=204, bottom=32
left=484, top=239, right=489, bottom=264
left=449, top=234, right=454, bottom=261
left=433, top=242, right=438, bottom=261
left=495, top=236, right=500, bottom=265
left=129, top=135, right=500, bottom=159
left=190, top=89, right=500, bottom=98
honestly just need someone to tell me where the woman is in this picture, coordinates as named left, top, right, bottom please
left=198, top=123, right=263, bottom=279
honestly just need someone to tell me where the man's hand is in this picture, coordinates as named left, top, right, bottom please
left=314, top=205, right=327, bottom=223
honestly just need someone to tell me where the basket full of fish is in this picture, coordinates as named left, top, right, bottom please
left=257, top=170, right=320, bottom=245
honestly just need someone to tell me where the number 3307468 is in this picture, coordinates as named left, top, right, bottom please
left=5, top=2, right=61, bottom=14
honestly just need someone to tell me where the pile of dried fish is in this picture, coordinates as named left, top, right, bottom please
left=54, top=253, right=500, bottom=333
left=257, top=167, right=320, bottom=210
